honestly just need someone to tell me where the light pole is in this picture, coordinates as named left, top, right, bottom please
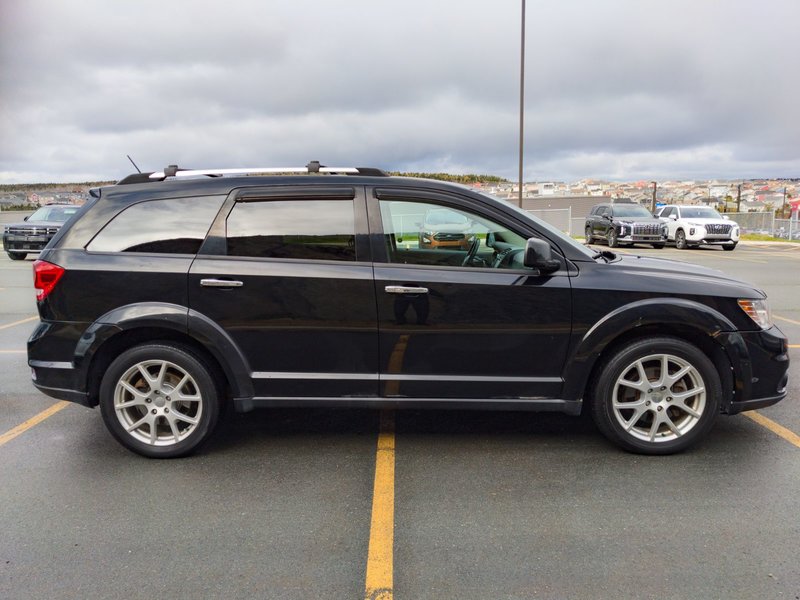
left=518, top=0, right=526, bottom=208
left=650, top=181, right=657, bottom=213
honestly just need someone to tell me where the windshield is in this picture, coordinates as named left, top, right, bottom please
left=28, top=205, right=80, bottom=222
left=613, top=205, right=653, bottom=218
left=680, top=207, right=722, bottom=219
left=480, top=192, right=597, bottom=258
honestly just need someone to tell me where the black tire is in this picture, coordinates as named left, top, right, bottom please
left=590, top=336, right=721, bottom=455
left=675, top=229, right=688, bottom=250
left=606, top=228, right=619, bottom=248
left=7, top=252, right=27, bottom=260
left=99, top=343, right=222, bottom=458
left=585, top=226, right=594, bottom=244
left=651, top=243, right=665, bottom=249
left=723, top=242, right=737, bottom=252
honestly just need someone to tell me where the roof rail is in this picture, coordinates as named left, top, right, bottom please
left=139, top=161, right=388, bottom=181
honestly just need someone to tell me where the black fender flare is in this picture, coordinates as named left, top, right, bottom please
left=74, top=302, right=253, bottom=400
left=561, top=297, right=750, bottom=407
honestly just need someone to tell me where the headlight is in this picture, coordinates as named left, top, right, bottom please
left=738, top=299, right=772, bottom=329
left=687, top=222, right=704, bottom=227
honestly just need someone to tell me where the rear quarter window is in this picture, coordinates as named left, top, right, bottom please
left=87, top=196, right=225, bottom=254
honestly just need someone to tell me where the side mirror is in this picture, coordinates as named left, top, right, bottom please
left=722, top=215, right=730, bottom=220
left=524, top=238, right=560, bottom=273
left=669, top=214, right=677, bottom=221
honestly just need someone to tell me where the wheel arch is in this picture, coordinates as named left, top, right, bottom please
left=75, top=303, right=252, bottom=407
left=564, top=298, right=741, bottom=410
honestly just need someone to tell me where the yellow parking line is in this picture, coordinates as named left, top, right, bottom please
left=0, top=401, right=70, bottom=448
left=0, top=350, right=26, bottom=354
left=775, top=314, right=800, bottom=326
left=0, top=316, right=38, bottom=331
left=789, top=345, right=800, bottom=349
left=364, top=410, right=395, bottom=600
left=745, top=412, right=800, bottom=449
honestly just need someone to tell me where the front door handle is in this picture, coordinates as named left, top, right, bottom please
left=200, top=278, right=244, bottom=288
left=385, top=285, right=429, bottom=295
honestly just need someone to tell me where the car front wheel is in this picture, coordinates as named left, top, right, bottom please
left=606, top=229, right=619, bottom=248
left=723, top=242, right=737, bottom=251
left=675, top=229, right=688, bottom=249
left=585, top=226, right=594, bottom=244
left=590, top=337, right=721, bottom=454
left=99, top=343, right=222, bottom=458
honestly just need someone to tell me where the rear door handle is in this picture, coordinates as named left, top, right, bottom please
left=200, top=278, right=244, bottom=288
left=385, top=285, right=429, bottom=295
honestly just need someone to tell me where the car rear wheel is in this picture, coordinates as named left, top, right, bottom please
left=99, top=343, right=222, bottom=458
left=675, top=229, right=688, bottom=249
left=7, top=252, right=26, bottom=260
left=606, top=229, right=619, bottom=248
left=723, top=242, right=737, bottom=251
left=590, top=337, right=721, bottom=454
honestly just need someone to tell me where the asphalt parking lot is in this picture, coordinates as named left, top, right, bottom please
left=1, top=244, right=798, bottom=600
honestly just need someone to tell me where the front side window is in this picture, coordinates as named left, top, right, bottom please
left=87, top=196, right=224, bottom=254
left=379, top=199, right=528, bottom=269
left=226, top=199, right=356, bottom=261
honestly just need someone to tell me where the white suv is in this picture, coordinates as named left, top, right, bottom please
left=656, top=205, right=740, bottom=251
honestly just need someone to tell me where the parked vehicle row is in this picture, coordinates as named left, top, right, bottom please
left=584, top=202, right=740, bottom=251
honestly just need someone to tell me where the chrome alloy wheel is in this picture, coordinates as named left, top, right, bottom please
left=113, top=359, right=203, bottom=446
left=611, top=353, right=706, bottom=443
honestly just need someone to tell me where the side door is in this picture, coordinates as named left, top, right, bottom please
left=188, top=185, right=379, bottom=399
left=660, top=206, right=676, bottom=239
left=368, top=187, right=573, bottom=401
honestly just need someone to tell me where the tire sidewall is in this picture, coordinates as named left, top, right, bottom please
left=675, top=229, right=687, bottom=249
left=607, top=229, right=618, bottom=247
left=591, top=337, right=721, bottom=454
left=99, top=343, right=221, bottom=458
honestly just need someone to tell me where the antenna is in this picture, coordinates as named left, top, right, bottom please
left=126, top=155, right=142, bottom=173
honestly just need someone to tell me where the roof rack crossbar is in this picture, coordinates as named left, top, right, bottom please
left=149, top=165, right=362, bottom=179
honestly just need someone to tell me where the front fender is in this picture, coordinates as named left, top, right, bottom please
left=561, top=297, right=749, bottom=404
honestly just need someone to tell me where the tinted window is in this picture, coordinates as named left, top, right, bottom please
left=379, top=199, right=528, bottom=269
left=88, top=196, right=224, bottom=254
left=226, top=199, right=356, bottom=261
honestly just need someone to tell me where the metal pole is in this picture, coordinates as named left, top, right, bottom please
left=650, top=181, right=657, bottom=213
left=518, top=0, right=526, bottom=209
left=736, top=183, right=741, bottom=212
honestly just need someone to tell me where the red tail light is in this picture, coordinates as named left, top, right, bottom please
left=33, top=260, right=65, bottom=302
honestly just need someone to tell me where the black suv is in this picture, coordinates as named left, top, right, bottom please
left=585, top=202, right=667, bottom=248
left=3, top=204, right=82, bottom=260
left=28, top=163, right=789, bottom=457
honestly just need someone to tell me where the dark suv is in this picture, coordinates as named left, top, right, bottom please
left=585, top=202, right=667, bottom=248
left=3, top=204, right=81, bottom=260
left=28, top=163, right=789, bottom=458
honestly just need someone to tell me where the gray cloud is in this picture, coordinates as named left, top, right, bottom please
left=1, top=0, right=798, bottom=183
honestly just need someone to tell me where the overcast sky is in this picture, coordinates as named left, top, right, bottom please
left=1, top=0, right=798, bottom=183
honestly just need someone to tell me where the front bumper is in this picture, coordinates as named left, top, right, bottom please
left=684, top=226, right=740, bottom=244
left=721, top=325, right=789, bottom=414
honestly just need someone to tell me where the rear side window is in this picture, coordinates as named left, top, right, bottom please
left=87, top=196, right=224, bottom=254
left=225, top=199, right=356, bottom=261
